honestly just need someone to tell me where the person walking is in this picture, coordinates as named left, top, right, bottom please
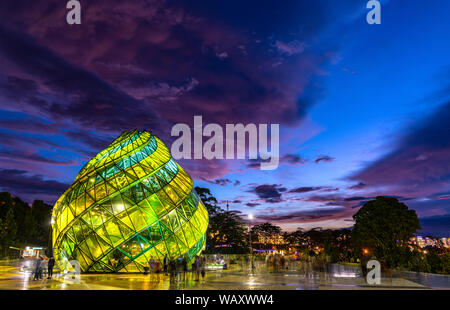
left=194, top=256, right=201, bottom=281
left=33, top=256, right=43, bottom=280
left=149, top=258, right=156, bottom=272
left=182, top=257, right=188, bottom=272
left=148, top=258, right=156, bottom=281
left=47, top=256, right=55, bottom=279
left=200, top=256, right=206, bottom=279
left=163, top=254, right=169, bottom=275
left=169, top=259, right=177, bottom=283
left=280, top=255, right=286, bottom=271
left=192, top=257, right=197, bottom=273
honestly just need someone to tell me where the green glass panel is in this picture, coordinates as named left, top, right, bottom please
left=104, top=219, right=125, bottom=246
left=165, top=236, right=180, bottom=258
left=81, top=212, right=94, bottom=230
left=159, top=222, right=172, bottom=240
left=167, top=209, right=180, bottom=232
left=138, top=228, right=152, bottom=244
left=71, top=221, right=84, bottom=244
left=116, top=218, right=134, bottom=240
left=137, top=235, right=152, bottom=252
left=78, top=241, right=94, bottom=261
left=149, top=223, right=162, bottom=244
left=127, top=206, right=148, bottom=232
left=84, top=234, right=103, bottom=260
left=136, top=201, right=158, bottom=227
left=96, top=224, right=113, bottom=246
left=147, top=194, right=167, bottom=218
left=116, top=211, right=136, bottom=232
left=125, top=236, right=142, bottom=258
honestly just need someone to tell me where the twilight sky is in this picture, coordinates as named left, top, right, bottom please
left=0, top=0, right=449, bottom=236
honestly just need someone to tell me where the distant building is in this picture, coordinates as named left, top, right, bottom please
left=9, top=246, right=47, bottom=258
left=410, top=236, right=449, bottom=248
left=256, top=233, right=286, bottom=245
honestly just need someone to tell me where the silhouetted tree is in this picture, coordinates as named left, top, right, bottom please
left=0, top=208, right=17, bottom=256
left=251, top=222, right=281, bottom=236
left=194, top=187, right=221, bottom=215
left=0, top=192, right=53, bottom=257
left=352, top=196, right=420, bottom=268
left=207, top=210, right=248, bottom=253
left=194, top=187, right=248, bottom=253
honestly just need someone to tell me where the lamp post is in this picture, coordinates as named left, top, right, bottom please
left=248, top=214, right=254, bottom=271
left=48, top=218, right=55, bottom=257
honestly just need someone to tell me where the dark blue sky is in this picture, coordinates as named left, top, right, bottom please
left=0, top=0, right=449, bottom=236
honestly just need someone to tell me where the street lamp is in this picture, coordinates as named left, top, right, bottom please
left=248, top=214, right=254, bottom=271
left=48, top=218, right=55, bottom=257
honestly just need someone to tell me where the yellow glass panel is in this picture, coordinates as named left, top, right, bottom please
left=115, top=174, right=128, bottom=188
left=133, top=165, right=147, bottom=179
left=147, top=195, right=167, bottom=218
left=85, top=236, right=103, bottom=260
left=104, top=220, right=123, bottom=246
left=183, top=224, right=196, bottom=248
left=133, top=254, right=149, bottom=267
left=155, top=241, right=167, bottom=257
left=60, top=208, right=70, bottom=230
left=85, top=193, right=95, bottom=210
left=142, top=247, right=159, bottom=262
left=75, top=196, right=86, bottom=215
left=95, top=183, right=107, bottom=201
left=127, top=207, right=148, bottom=232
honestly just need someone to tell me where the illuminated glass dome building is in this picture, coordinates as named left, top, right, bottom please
left=51, top=130, right=209, bottom=272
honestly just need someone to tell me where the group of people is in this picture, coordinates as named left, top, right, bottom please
left=31, top=254, right=206, bottom=282
left=151, top=254, right=206, bottom=281
left=265, top=254, right=288, bottom=272
left=32, top=256, right=55, bottom=280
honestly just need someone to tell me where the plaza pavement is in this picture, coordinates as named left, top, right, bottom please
left=0, top=260, right=446, bottom=290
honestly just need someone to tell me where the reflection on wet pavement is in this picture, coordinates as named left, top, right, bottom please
left=0, top=259, right=448, bottom=290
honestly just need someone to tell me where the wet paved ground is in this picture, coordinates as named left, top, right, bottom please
left=0, top=260, right=448, bottom=290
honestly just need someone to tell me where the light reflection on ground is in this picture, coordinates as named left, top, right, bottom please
left=0, top=259, right=448, bottom=290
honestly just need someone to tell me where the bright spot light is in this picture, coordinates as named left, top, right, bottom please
left=248, top=214, right=254, bottom=220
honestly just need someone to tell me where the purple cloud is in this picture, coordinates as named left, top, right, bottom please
left=314, top=155, right=335, bottom=163
left=0, top=168, right=69, bottom=203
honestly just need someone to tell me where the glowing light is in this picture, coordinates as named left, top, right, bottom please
left=248, top=214, right=254, bottom=220
left=51, top=130, right=209, bottom=273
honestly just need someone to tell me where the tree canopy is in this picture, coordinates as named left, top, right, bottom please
left=195, top=187, right=249, bottom=253
left=352, top=196, right=421, bottom=267
left=0, top=192, right=52, bottom=258
left=251, top=222, right=281, bottom=236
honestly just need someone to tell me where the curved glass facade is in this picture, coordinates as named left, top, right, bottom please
left=51, top=130, right=209, bottom=272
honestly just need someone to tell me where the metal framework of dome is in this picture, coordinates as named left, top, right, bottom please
left=51, top=130, right=209, bottom=272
